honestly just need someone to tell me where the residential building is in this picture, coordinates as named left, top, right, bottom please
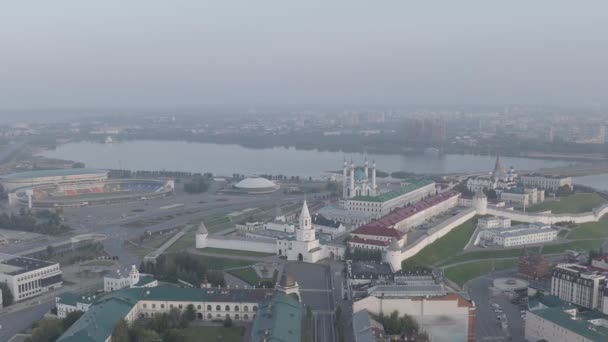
left=56, top=292, right=96, bottom=318
left=0, top=253, right=62, bottom=302
left=551, top=264, right=606, bottom=309
left=311, top=213, right=345, bottom=238
left=592, top=256, right=608, bottom=271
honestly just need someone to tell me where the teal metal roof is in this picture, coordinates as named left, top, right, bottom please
left=58, top=286, right=275, bottom=342
left=134, top=276, right=156, bottom=287
left=57, top=292, right=97, bottom=306
left=1, top=168, right=107, bottom=180
left=249, top=294, right=303, bottom=342
left=351, top=179, right=434, bottom=202
left=532, top=307, right=608, bottom=341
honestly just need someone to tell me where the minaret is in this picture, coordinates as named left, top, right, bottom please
left=371, top=160, right=377, bottom=195
left=492, top=154, right=502, bottom=180
left=296, top=200, right=315, bottom=242
left=364, top=158, right=369, bottom=181
left=342, top=159, right=348, bottom=200
left=349, top=159, right=355, bottom=197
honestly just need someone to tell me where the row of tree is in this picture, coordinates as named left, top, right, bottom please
left=344, top=245, right=383, bottom=263
left=111, top=306, right=197, bottom=342
left=140, top=253, right=225, bottom=287
left=26, top=311, right=83, bottom=342
left=183, top=175, right=211, bottom=194
left=377, top=310, right=429, bottom=341
left=0, top=209, right=71, bottom=235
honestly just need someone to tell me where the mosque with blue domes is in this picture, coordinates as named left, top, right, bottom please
left=342, top=158, right=377, bottom=199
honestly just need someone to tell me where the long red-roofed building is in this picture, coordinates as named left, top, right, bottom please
left=349, top=191, right=460, bottom=251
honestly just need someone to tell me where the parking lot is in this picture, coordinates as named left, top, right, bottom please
left=467, top=270, right=526, bottom=341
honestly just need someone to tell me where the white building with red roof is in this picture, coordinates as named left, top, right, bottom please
left=349, top=224, right=406, bottom=251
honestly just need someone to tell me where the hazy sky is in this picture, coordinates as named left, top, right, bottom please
left=1, top=0, right=607, bottom=110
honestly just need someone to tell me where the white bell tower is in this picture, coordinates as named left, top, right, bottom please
left=296, top=200, right=315, bottom=242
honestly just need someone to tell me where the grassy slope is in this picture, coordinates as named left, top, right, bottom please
left=402, top=219, right=476, bottom=268
left=445, top=259, right=517, bottom=287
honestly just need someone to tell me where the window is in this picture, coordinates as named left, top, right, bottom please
left=178, top=304, right=183, bottom=309
left=207, top=313, right=212, bottom=319
left=244, top=306, right=249, bottom=312
left=216, top=305, right=221, bottom=311
left=234, top=305, right=239, bottom=311
left=161, top=304, right=165, bottom=309
left=225, top=305, right=230, bottom=311
left=197, top=305, right=201, bottom=310
left=208, top=305, right=212, bottom=311
left=253, top=306, right=258, bottom=312
left=235, top=314, right=239, bottom=320
left=244, top=314, right=249, bottom=320
left=152, top=304, right=156, bottom=309
left=143, top=304, right=147, bottom=309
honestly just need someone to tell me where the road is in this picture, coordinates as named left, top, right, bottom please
left=284, top=262, right=336, bottom=342
left=0, top=301, right=54, bottom=341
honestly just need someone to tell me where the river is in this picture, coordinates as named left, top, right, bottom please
left=38, top=140, right=586, bottom=178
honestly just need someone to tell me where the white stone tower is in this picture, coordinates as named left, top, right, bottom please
left=472, top=190, right=488, bottom=215
left=195, top=221, right=209, bottom=248
left=129, top=265, right=140, bottom=286
left=296, top=200, right=315, bottom=242
left=386, top=237, right=402, bottom=272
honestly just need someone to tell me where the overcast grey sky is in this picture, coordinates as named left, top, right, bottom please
left=1, top=0, right=607, bottom=110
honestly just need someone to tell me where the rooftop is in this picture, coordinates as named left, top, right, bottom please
left=59, top=286, right=276, bottom=342
left=57, top=292, right=98, bottom=306
left=352, top=191, right=460, bottom=233
left=312, top=213, right=342, bottom=228
left=350, top=179, right=434, bottom=202
left=350, top=236, right=391, bottom=247
left=0, top=253, right=58, bottom=275
left=1, top=168, right=107, bottom=180
left=368, top=284, right=447, bottom=298
left=249, top=293, right=303, bottom=342
left=532, top=307, right=608, bottom=341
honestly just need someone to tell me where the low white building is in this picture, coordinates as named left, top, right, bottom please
left=0, top=253, right=62, bottom=302
left=56, top=292, right=96, bottom=318
left=591, top=256, right=608, bottom=271
left=264, top=222, right=295, bottom=234
left=499, top=187, right=545, bottom=207
left=520, top=174, right=572, bottom=192
left=104, top=265, right=158, bottom=292
left=479, top=223, right=557, bottom=247
left=477, top=216, right=511, bottom=229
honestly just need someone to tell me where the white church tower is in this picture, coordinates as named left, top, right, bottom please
left=296, top=200, right=315, bottom=242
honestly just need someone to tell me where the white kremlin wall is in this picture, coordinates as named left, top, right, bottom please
left=387, top=208, right=476, bottom=271
left=196, top=235, right=276, bottom=254
left=487, top=202, right=608, bottom=225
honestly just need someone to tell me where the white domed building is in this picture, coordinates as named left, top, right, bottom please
left=233, top=177, right=279, bottom=194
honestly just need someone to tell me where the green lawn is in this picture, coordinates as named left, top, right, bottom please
left=179, top=326, right=245, bottom=342
left=541, top=239, right=604, bottom=254
left=228, top=267, right=274, bottom=286
left=201, top=247, right=273, bottom=257
left=190, top=254, right=255, bottom=270
left=402, top=218, right=477, bottom=268
left=445, top=259, right=517, bottom=287
left=569, top=217, right=608, bottom=240
left=527, top=193, right=606, bottom=214
left=442, top=247, right=540, bottom=265
left=165, top=229, right=196, bottom=253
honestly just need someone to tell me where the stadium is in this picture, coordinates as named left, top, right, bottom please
left=2, top=169, right=174, bottom=208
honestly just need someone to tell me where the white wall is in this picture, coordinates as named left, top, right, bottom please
left=487, top=202, right=608, bottom=225
left=197, top=235, right=276, bottom=253
left=390, top=208, right=476, bottom=270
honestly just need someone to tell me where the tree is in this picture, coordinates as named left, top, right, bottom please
left=304, top=305, right=314, bottom=342
left=46, top=245, right=55, bottom=257
left=168, top=308, right=182, bottom=329
left=164, top=329, right=187, bottom=342
left=62, top=310, right=84, bottom=330
left=30, top=318, right=63, bottom=342
left=72, top=162, right=85, bottom=168
left=182, top=304, right=196, bottom=326
left=1, top=282, right=13, bottom=306
left=112, top=318, right=131, bottom=342
left=223, top=316, right=233, bottom=328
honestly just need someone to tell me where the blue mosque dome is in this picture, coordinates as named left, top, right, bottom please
left=354, top=168, right=367, bottom=181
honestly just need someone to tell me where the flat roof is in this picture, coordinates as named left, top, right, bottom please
left=350, top=179, right=434, bottom=202
left=0, top=253, right=58, bottom=275
left=249, top=294, right=303, bottom=342
left=1, top=168, right=107, bottom=180
left=533, top=307, right=608, bottom=341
